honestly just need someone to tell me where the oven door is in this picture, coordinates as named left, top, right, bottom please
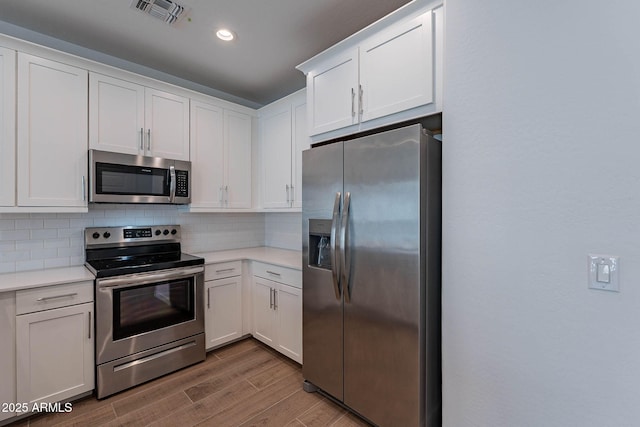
left=95, top=266, right=204, bottom=365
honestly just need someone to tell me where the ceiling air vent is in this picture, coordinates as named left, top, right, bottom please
left=130, top=0, right=188, bottom=25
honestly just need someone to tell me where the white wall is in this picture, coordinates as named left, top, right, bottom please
left=443, top=1, right=640, bottom=426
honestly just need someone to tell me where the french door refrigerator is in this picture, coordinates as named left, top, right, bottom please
left=302, top=123, right=442, bottom=427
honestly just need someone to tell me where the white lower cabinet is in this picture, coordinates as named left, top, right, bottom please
left=252, top=262, right=302, bottom=363
left=15, top=282, right=94, bottom=407
left=204, top=261, right=243, bottom=349
left=0, top=292, right=16, bottom=423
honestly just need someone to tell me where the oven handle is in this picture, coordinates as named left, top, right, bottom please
left=96, top=266, right=204, bottom=289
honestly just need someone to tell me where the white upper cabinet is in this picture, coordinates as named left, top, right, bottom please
left=359, top=12, right=433, bottom=122
left=190, top=100, right=225, bottom=208
left=224, top=109, right=252, bottom=208
left=89, top=73, right=144, bottom=155
left=259, top=89, right=309, bottom=210
left=260, top=106, right=293, bottom=209
left=17, top=53, right=88, bottom=208
left=0, top=47, right=15, bottom=208
left=144, top=88, right=190, bottom=160
left=306, top=48, right=359, bottom=136
left=189, top=99, right=252, bottom=210
left=298, top=1, right=443, bottom=141
left=89, top=72, right=190, bottom=161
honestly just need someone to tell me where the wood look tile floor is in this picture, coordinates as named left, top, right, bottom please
left=8, top=338, right=371, bottom=427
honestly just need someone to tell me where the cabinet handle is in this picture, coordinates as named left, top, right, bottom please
left=273, top=289, right=278, bottom=311
left=88, top=311, right=92, bottom=340
left=351, top=87, right=356, bottom=117
left=219, top=186, right=223, bottom=205
left=216, top=268, right=235, bottom=273
left=286, top=185, right=290, bottom=204
left=82, top=176, right=86, bottom=201
left=36, top=292, right=78, bottom=302
left=290, top=185, right=294, bottom=205
left=207, top=288, right=210, bottom=309
left=359, top=84, right=364, bottom=116
left=225, top=185, right=229, bottom=204
left=146, top=129, right=151, bottom=152
left=269, top=288, right=274, bottom=309
left=140, top=128, right=144, bottom=150
left=266, top=270, right=281, bottom=277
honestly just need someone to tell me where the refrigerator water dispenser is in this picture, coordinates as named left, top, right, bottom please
left=309, top=219, right=332, bottom=269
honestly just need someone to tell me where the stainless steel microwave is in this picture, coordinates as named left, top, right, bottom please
left=89, top=150, right=191, bottom=204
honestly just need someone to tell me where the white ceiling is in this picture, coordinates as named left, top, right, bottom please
left=0, top=0, right=412, bottom=108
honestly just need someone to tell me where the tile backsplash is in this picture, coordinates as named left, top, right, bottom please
left=0, top=206, right=301, bottom=274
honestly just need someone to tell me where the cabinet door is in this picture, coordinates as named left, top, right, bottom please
left=0, top=293, right=16, bottom=423
left=144, top=88, right=190, bottom=160
left=89, top=73, right=145, bottom=155
left=252, top=277, right=276, bottom=346
left=359, top=12, right=433, bottom=122
left=275, top=283, right=302, bottom=363
left=190, top=100, right=225, bottom=208
left=0, top=47, right=15, bottom=207
left=260, top=108, right=292, bottom=208
left=205, top=276, right=243, bottom=349
left=17, top=53, right=88, bottom=207
left=16, top=302, right=94, bottom=405
left=225, top=110, right=252, bottom=208
left=307, top=48, right=359, bottom=135
left=292, top=100, right=309, bottom=209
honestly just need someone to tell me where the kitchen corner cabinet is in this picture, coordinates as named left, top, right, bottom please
left=0, top=47, right=15, bottom=207
left=204, top=262, right=243, bottom=349
left=299, top=2, right=442, bottom=138
left=89, top=72, right=190, bottom=161
left=0, top=292, right=16, bottom=423
left=252, top=262, right=302, bottom=363
left=259, top=90, right=310, bottom=209
left=190, top=100, right=252, bottom=209
left=17, top=53, right=88, bottom=208
left=15, top=282, right=94, bottom=406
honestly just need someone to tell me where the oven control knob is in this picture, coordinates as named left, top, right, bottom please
left=155, top=229, right=161, bottom=236
left=103, top=231, right=111, bottom=239
left=163, top=229, right=169, bottom=235
left=171, top=229, right=177, bottom=235
left=92, top=232, right=100, bottom=239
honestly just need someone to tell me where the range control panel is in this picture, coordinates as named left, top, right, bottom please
left=85, top=225, right=181, bottom=247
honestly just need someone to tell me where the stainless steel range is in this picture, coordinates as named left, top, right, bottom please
left=84, top=225, right=205, bottom=399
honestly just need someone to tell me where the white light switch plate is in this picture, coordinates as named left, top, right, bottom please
left=588, top=255, right=619, bottom=292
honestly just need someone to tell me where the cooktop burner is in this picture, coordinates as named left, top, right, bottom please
left=84, top=225, right=204, bottom=278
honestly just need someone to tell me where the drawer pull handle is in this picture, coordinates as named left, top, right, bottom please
left=36, top=292, right=78, bottom=302
left=215, top=268, right=235, bottom=273
left=266, top=270, right=281, bottom=277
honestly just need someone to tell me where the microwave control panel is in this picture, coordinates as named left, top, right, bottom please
left=175, top=170, right=189, bottom=197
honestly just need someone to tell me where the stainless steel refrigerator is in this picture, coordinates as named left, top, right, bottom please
left=302, top=123, right=442, bottom=427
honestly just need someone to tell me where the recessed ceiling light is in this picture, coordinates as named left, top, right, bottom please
left=216, top=29, right=235, bottom=41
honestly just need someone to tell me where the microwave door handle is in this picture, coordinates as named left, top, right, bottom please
left=169, top=165, right=176, bottom=203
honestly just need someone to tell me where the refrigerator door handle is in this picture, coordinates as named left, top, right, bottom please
left=330, top=192, right=342, bottom=300
left=341, top=191, right=352, bottom=303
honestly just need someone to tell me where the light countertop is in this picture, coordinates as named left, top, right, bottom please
left=0, top=247, right=302, bottom=293
left=193, top=247, right=302, bottom=270
left=0, top=266, right=95, bottom=293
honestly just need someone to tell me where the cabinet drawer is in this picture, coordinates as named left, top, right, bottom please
left=252, top=262, right=301, bottom=288
left=205, top=261, right=242, bottom=281
left=16, top=281, right=94, bottom=315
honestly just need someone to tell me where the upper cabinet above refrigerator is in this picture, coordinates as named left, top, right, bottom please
left=297, top=0, right=444, bottom=143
